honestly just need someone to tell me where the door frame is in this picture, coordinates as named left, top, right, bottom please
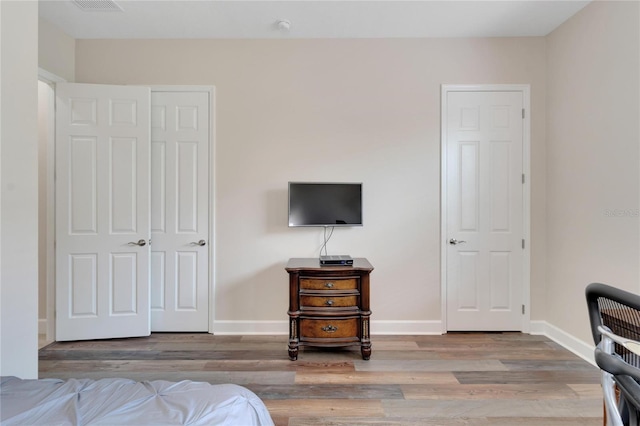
left=440, top=84, right=531, bottom=333
left=38, top=67, right=66, bottom=344
left=149, top=86, right=216, bottom=333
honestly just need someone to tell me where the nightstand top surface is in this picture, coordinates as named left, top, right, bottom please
left=285, top=257, right=373, bottom=272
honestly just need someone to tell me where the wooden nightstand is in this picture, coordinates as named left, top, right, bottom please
left=285, top=258, right=373, bottom=360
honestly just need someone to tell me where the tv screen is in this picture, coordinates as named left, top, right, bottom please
left=288, top=182, right=363, bottom=227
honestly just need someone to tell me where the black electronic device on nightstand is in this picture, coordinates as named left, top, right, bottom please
left=319, top=255, right=353, bottom=266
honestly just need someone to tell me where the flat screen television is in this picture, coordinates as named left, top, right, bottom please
left=288, top=182, right=363, bottom=227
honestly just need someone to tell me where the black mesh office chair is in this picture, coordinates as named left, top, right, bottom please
left=586, top=282, right=640, bottom=426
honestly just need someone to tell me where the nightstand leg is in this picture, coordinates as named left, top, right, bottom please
left=288, top=344, right=298, bottom=361
left=361, top=317, right=371, bottom=360
left=361, top=343, right=371, bottom=360
left=288, top=318, right=299, bottom=360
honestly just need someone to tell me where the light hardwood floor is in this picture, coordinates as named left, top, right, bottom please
left=39, top=333, right=603, bottom=425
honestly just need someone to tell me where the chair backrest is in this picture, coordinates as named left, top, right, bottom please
left=586, top=283, right=640, bottom=425
left=586, top=282, right=640, bottom=367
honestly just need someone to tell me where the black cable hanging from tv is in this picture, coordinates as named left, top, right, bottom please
left=320, top=226, right=334, bottom=257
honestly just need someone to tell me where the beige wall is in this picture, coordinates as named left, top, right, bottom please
left=546, top=1, right=640, bottom=344
left=1, top=0, right=39, bottom=378
left=75, top=37, right=547, bottom=329
left=38, top=17, right=74, bottom=81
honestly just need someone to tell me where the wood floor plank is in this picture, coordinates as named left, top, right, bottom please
left=354, top=359, right=508, bottom=372
left=247, top=384, right=404, bottom=400
left=364, top=340, right=421, bottom=351
left=39, top=349, right=287, bottom=360
left=38, top=359, right=209, bottom=372
left=264, top=399, right=385, bottom=418
left=381, top=399, right=602, bottom=418
left=291, top=360, right=357, bottom=373
left=39, top=349, right=165, bottom=360
left=153, top=342, right=287, bottom=352
left=437, top=349, right=582, bottom=360
left=295, top=371, right=458, bottom=385
left=38, top=370, right=296, bottom=384
left=288, top=417, right=603, bottom=426
left=400, top=383, right=581, bottom=400
left=417, top=340, right=561, bottom=352
left=203, top=359, right=356, bottom=373
left=362, top=350, right=443, bottom=360
left=145, top=333, right=239, bottom=342
left=479, top=419, right=602, bottom=426
left=41, top=340, right=157, bottom=351
left=567, top=383, right=604, bottom=399
left=500, top=359, right=597, bottom=371
left=454, top=370, right=601, bottom=384
left=293, top=348, right=368, bottom=361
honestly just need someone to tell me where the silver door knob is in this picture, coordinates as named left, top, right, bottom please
left=128, top=239, right=147, bottom=247
left=449, top=238, right=467, bottom=245
left=191, top=240, right=206, bottom=246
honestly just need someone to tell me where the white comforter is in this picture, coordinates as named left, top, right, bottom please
left=0, top=376, right=274, bottom=425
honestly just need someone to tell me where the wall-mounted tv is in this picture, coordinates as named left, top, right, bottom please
left=288, top=182, right=363, bottom=227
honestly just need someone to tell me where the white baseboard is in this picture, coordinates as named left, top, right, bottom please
left=530, top=320, right=595, bottom=366
left=212, top=320, right=444, bottom=335
left=38, top=318, right=47, bottom=335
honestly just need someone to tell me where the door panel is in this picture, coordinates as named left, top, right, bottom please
left=150, top=91, right=209, bottom=331
left=176, top=141, right=199, bottom=233
left=110, top=137, right=138, bottom=233
left=69, top=136, right=98, bottom=233
left=446, top=90, right=523, bottom=331
left=70, top=254, right=97, bottom=316
left=56, top=83, right=151, bottom=341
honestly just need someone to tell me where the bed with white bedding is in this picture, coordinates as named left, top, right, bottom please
left=0, top=376, right=274, bottom=425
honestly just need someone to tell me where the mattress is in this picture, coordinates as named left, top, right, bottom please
left=0, top=376, right=274, bottom=425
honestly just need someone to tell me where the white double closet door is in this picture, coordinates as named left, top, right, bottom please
left=55, top=83, right=210, bottom=341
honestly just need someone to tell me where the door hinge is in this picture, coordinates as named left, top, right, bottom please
left=522, top=239, right=525, bottom=249
left=522, top=174, right=525, bottom=184
left=522, top=304, right=525, bottom=315
left=522, top=108, right=525, bottom=119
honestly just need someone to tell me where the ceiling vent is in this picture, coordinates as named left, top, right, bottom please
left=72, top=0, right=123, bottom=12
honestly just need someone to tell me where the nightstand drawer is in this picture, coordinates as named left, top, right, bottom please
left=300, top=278, right=357, bottom=291
left=300, top=318, right=358, bottom=339
left=300, top=294, right=358, bottom=308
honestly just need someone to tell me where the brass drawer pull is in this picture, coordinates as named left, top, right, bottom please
left=321, top=325, right=338, bottom=333
left=325, top=282, right=334, bottom=288
left=326, top=299, right=334, bottom=306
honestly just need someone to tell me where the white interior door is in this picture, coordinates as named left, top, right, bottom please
left=150, top=91, right=209, bottom=331
left=445, top=89, right=524, bottom=331
left=55, top=83, right=151, bottom=341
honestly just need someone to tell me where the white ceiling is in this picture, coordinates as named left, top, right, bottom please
left=39, top=0, right=591, bottom=39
